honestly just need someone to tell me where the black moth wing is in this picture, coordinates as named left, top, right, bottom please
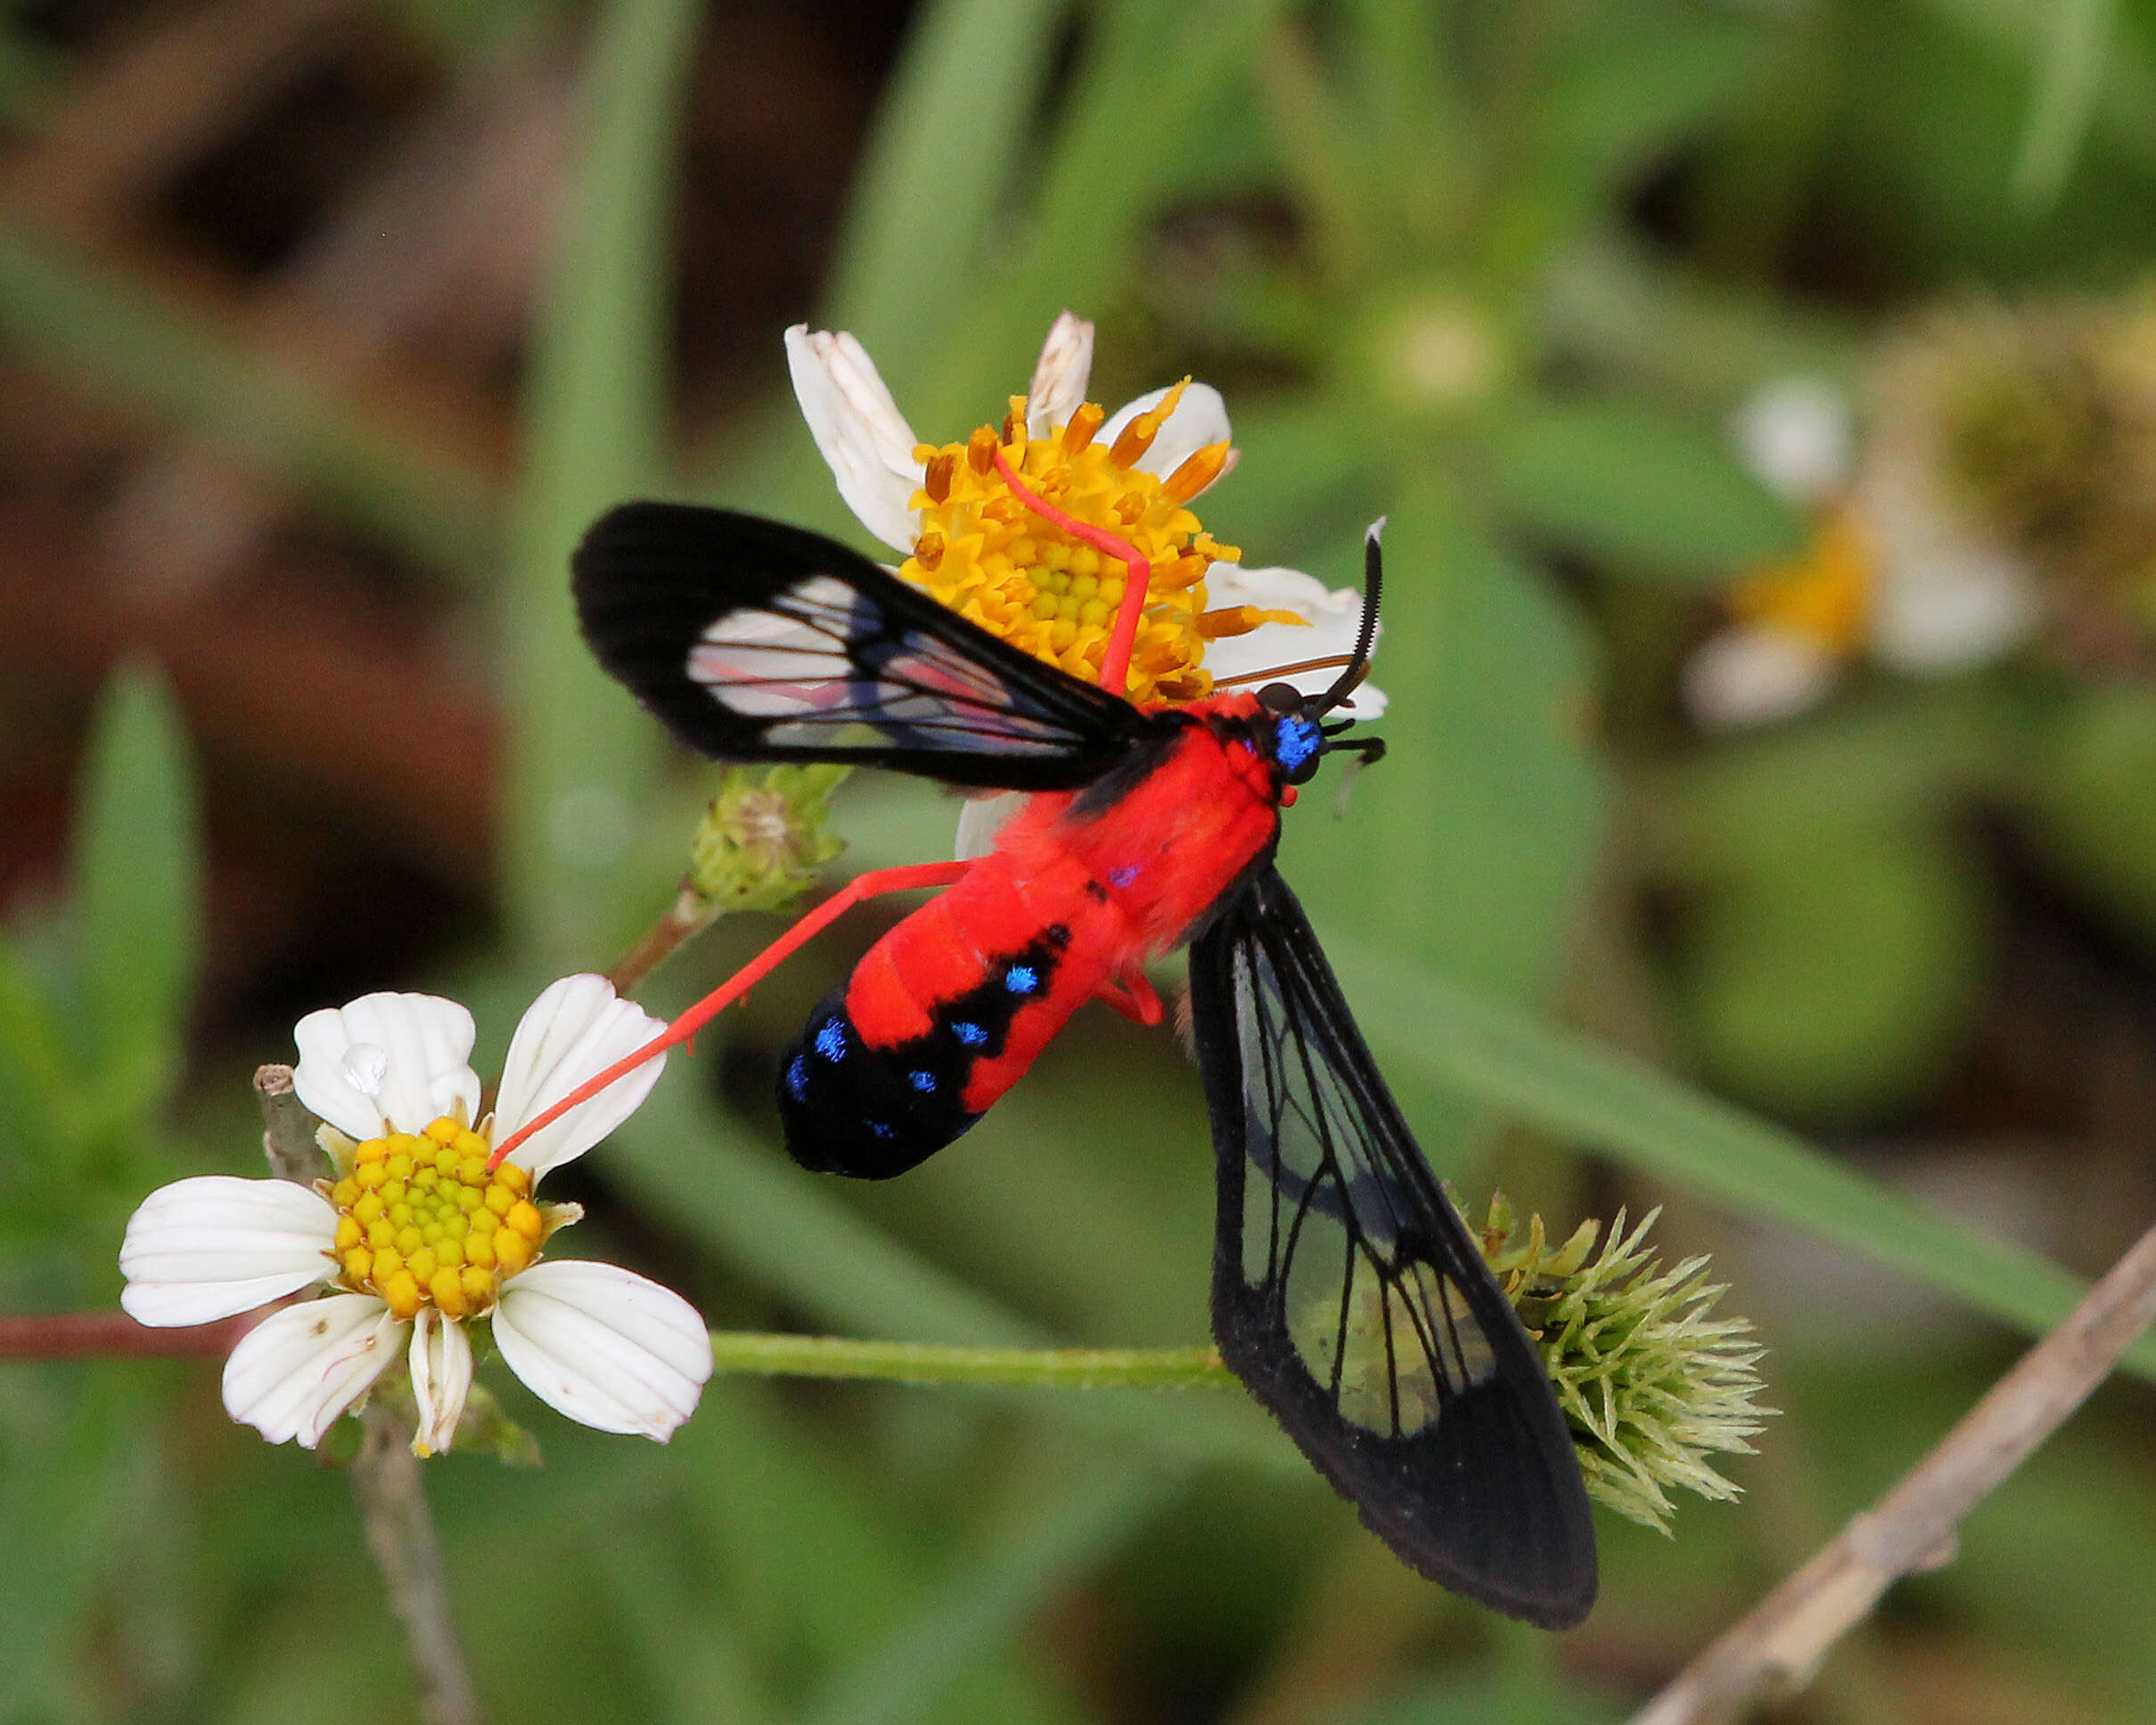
left=1189, top=867, right=1597, bottom=1629
left=573, top=502, right=1160, bottom=788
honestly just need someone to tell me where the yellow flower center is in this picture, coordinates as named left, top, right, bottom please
left=1729, top=505, right=1875, bottom=653
left=326, top=1116, right=544, bottom=1322
left=898, top=381, right=1299, bottom=704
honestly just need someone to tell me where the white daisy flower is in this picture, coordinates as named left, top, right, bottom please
left=786, top=311, right=1384, bottom=720
left=119, top=976, right=712, bottom=1454
left=1687, top=379, right=2037, bottom=730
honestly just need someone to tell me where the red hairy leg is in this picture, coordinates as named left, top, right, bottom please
left=488, top=859, right=974, bottom=1169
left=990, top=449, right=1152, bottom=699
left=1094, top=971, right=1164, bottom=1026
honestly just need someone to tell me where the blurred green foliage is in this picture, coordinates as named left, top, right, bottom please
left=6, top=0, right=2156, bottom=1719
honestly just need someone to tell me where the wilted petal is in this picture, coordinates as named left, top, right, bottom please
left=491, top=975, right=668, bottom=1184
left=1682, top=626, right=1839, bottom=730
left=1102, top=381, right=1233, bottom=482
left=1202, top=563, right=1388, bottom=720
left=1732, top=378, right=1852, bottom=505
left=409, top=1307, right=473, bottom=1457
left=493, top=1260, right=712, bottom=1441
left=119, top=1176, right=336, bottom=1327
left=1024, top=311, right=1095, bottom=438
left=221, top=1294, right=404, bottom=1448
left=785, top=324, right=922, bottom=553
left=293, top=992, right=480, bottom=1139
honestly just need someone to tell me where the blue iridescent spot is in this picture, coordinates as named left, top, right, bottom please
left=785, top=1056, right=809, bottom=1099
left=1275, top=715, right=1320, bottom=773
left=908, top=1070, right=937, bottom=1094
left=814, top=1018, right=847, bottom=1061
left=1107, top=864, right=1140, bottom=888
left=870, top=1120, right=895, bottom=1139
left=952, top=1021, right=987, bottom=1047
left=1004, top=965, right=1038, bottom=995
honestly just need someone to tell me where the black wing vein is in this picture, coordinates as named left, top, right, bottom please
left=573, top=501, right=1160, bottom=789
left=1189, top=867, right=1597, bottom=1629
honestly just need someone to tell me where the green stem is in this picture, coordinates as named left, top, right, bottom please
left=707, top=1333, right=1234, bottom=1392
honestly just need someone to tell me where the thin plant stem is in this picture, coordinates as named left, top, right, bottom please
left=1632, top=1220, right=2156, bottom=1725
left=254, top=1064, right=484, bottom=1725
left=0, top=1311, right=257, bottom=1357
left=352, top=1403, right=486, bottom=1725
left=709, top=1332, right=1232, bottom=1392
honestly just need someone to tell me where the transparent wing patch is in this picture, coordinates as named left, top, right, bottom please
left=1189, top=867, right=1597, bottom=1629
left=574, top=502, right=1157, bottom=789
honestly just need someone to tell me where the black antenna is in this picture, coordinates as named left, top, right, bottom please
left=1314, top=517, right=1385, bottom=716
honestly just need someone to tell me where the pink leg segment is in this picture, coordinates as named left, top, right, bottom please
left=990, top=449, right=1153, bottom=698
left=488, top=860, right=974, bottom=1170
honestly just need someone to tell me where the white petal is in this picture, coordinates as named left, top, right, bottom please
left=1871, top=544, right=2038, bottom=675
left=955, top=791, right=1028, bottom=861
left=221, top=1294, right=404, bottom=1448
left=491, top=975, right=668, bottom=1184
left=119, top=1176, right=337, bottom=1327
left=1024, top=311, right=1095, bottom=439
left=1682, top=625, right=1839, bottom=730
left=1100, top=381, right=1233, bottom=483
left=492, top=1260, right=712, bottom=1441
left=785, top=324, right=922, bottom=553
left=1732, top=378, right=1852, bottom=505
left=1201, top=563, right=1388, bottom=720
left=292, top=992, right=480, bottom=1139
left=409, top=1308, right=473, bottom=1457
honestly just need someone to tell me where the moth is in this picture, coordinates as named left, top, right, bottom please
left=512, top=498, right=1597, bottom=1628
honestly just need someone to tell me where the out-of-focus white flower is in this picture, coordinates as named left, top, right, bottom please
left=119, top=977, right=712, bottom=1454
left=1687, top=376, right=2039, bottom=731
left=1731, top=377, right=1854, bottom=507
left=787, top=312, right=1384, bottom=720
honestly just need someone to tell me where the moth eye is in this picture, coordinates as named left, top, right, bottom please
left=1256, top=681, right=1303, bottom=715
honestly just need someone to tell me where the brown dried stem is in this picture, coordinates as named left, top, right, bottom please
left=352, top=1404, right=487, bottom=1725
left=1631, top=1220, right=2156, bottom=1725
left=256, top=1065, right=484, bottom=1725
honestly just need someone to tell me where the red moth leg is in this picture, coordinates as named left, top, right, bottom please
left=488, top=860, right=974, bottom=1170
left=990, top=449, right=1154, bottom=699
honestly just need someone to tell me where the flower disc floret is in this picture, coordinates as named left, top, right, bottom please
left=786, top=315, right=1387, bottom=719
left=329, top=1119, right=543, bottom=1319
left=902, top=382, right=1281, bottom=702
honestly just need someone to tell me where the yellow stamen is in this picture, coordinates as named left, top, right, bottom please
left=1062, top=402, right=1104, bottom=455
left=1198, top=604, right=1308, bottom=639
left=1163, top=440, right=1228, bottom=505
left=898, top=380, right=1244, bottom=705
left=922, top=450, right=955, bottom=505
left=1109, top=378, right=1191, bottom=469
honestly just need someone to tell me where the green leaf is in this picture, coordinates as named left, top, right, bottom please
left=822, top=0, right=1067, bottom=390
left=499, top=0, right=701, bottom=965
left=805, top=1453, right=1175, bottom=1725
left=70, top=662, right=203, bottom=1118
left=1327, top=942, right=2156, bottom=1384
left=1675, top=820, right=1992, bottom=1121
left=1480, top=398, right=1804, bottom=579
left=1291, top=485, right=1603, bottom=1007
left=0, top=933, right=70, bottom=1164
left=2010, top=0, right=2115, bottom=208
left=0, top=218, right=498, bottom=577
left=2012, top=682, right=2156, bottom=951
left=1283, top=487, right=1603, bottom=1173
